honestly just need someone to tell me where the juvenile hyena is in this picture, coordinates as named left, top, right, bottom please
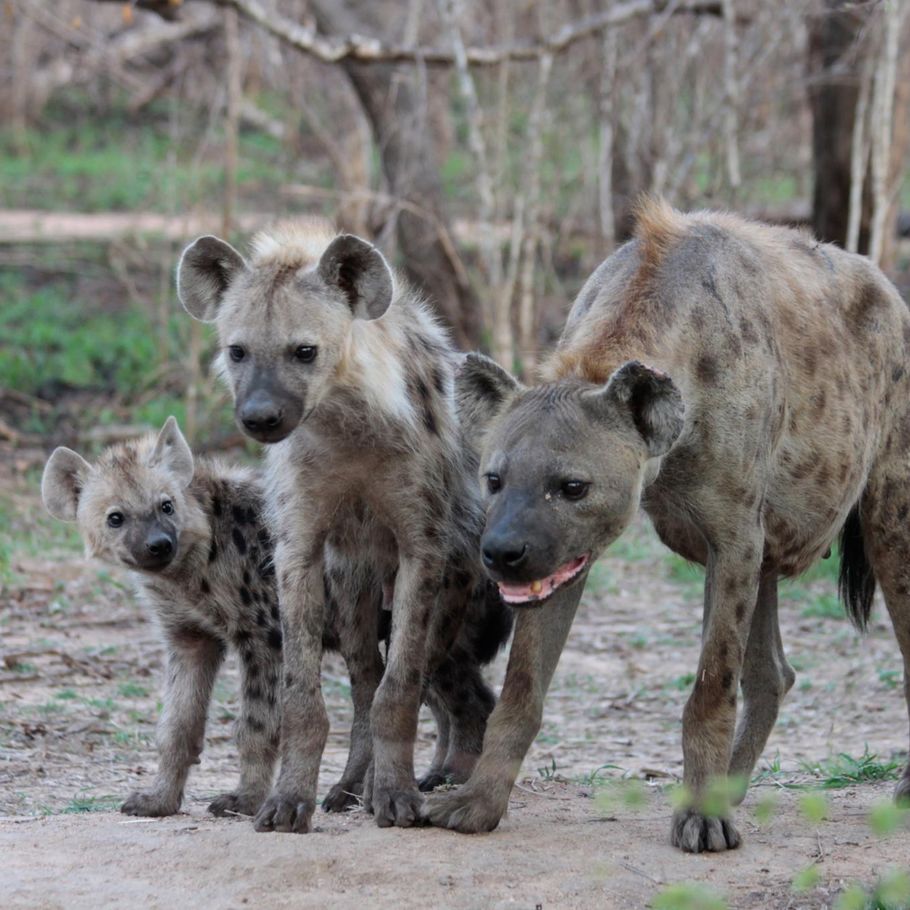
left=426, top=198, right=910, bottom=852
left=41, top=418, right=284, bottom=817
left=178, top=224, right=512, bottom=833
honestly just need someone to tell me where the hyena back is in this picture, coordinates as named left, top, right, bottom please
left=178, top=223, right=512, bottom=833
left=427, top=198, right=910, bottom=852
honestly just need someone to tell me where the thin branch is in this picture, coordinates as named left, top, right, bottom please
left=720, top=0, right=741, bottom=193
left=212, top=0, right=735, bottom=67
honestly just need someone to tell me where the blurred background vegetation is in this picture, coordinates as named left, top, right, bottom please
left=0, top=0, right=908, bottom=455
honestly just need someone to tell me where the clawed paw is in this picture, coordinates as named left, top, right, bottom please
left=370, top=785, right=424, bottom=828
left=671, top=808, right=741, bottom=853
left=207, top=791, right=264, bottom=817
left=322, top=781, right=362, bottom=813
left=253, top=793, right=315, bottom=834
left=421, top=787, right=504, bottom=833
left=120, top=790, right=180, bottom=817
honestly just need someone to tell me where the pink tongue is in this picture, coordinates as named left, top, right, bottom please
left=498, top=555, right=588, bottom=604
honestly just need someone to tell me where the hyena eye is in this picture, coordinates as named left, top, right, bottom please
left=485, top=473, right=502, bottom=494
left=107, top=512, right=124, bottom=528
left=294, top=345, right=317, bottom=363
left=560, top=480, right=590, bottom=501
left=161, top=500, right=174, bottom=515
left=228, top=345, right=246, bottom=363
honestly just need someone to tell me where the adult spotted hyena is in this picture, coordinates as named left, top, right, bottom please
left=41, top=418, right=284, bottom=818
left=426, top=198, right=910, bottom=852
left=177, top=223, right=511, bottom=833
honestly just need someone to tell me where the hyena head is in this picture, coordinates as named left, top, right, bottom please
left=42, top=417, right=206, bottom=573
left=457, top=354, right=685, bottom=606
left=177, top=223, right=395, bottom=444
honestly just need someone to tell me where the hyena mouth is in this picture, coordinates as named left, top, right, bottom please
left=497, top=554, right=590, bottom=606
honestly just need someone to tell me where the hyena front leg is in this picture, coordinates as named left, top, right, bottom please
left=728, top=571, right=795, bottom=798
left=253, top=540, right=328, bottom=834
left=209, top=642, right=282, bottom=817
left=671, top=531, right=764, bottom=853
left=122, top=628, right=224, bottom=817
left=423, top=582, right=582, bottom=832
left=323, top=583, right=385, bottom=813
left=367, top=554, right=437, bottom=827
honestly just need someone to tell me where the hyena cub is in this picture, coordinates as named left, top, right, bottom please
left=41, top=417, right=282, bottom=818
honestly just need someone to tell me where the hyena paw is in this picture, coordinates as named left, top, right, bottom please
left=321, top=780, right=362, bottom=813
left=121, top=790, right=181, bottom=817
left=421, top=786, right=505, bottom=833
left=417, top=770, right=449, bottom=793
left=671, top=809, right=741, bottom=853
left=208, top=790, right=265, bottom=817
left=370, top=784, right=424, bottom=828
left=253, top=792, right=315, bottom=834
left=894, top=776, right=910, bottom=806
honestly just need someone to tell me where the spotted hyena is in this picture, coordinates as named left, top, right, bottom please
left=424, top=198, right=910, bottom=852
left=177, top=224, right=512, bottom=833
left=41, top=418, right=283, bottom=817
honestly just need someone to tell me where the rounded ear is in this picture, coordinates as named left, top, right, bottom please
left=148, top=416, right=194, bottom=487
left=177, top=235, right=247, bottom=322
left=455, top=353, right=523, bottom=432
left=317, top=234, right=394, bottom=320
left=42, top=447, right=92, bottom=521
left=583, top=360, right=685, bottom=457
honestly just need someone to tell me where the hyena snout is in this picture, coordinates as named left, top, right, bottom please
left=236, top=387, right=304, bottom=444
left=481, top=533, right=529, bottom=574
left=132, top=522, right=177, bottom=571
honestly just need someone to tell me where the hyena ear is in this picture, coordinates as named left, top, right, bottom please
left=584, top=360, right=685, bottom=457
left=455, top=353, right=523, bottom=432
left=317, top=234, right=394, bottom=320
left=177, top=235, right=247, bottom=322
left=42, top=447, right=92, bottom=521
left=148, top=417, right=194, bottom=487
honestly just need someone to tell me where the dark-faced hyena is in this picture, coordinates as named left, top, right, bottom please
left=177, top=223, right=512, bottom=833
left=41, top=418, right=283, bottom=817
left=425, top=198, right=910, bottom=852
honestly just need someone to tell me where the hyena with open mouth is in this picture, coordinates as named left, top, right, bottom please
left=426, top=197, right=910, bottom=853
left=178, top=223, right=512, bottom=833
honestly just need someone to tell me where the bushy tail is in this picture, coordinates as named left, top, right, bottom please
left=838, top=505, right=876, bottom=631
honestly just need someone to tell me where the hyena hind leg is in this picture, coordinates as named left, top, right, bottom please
left=728, top=571, right=795, bottom=801
left=859, top=476, right=910, bottom=805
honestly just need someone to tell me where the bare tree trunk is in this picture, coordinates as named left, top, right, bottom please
left=222, top=8, right=242, bottom=238
left=11, top=1, right=37, bottom=150
left=845, top=54, right=872, bottom=253
left=720, top=0, right=741, bottom=198
left=598, top=24, right=618, bottom=250
left=308, top=0, right=481, bottom=350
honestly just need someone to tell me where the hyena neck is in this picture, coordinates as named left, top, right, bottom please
left=313, top=295, right=458, bottom=448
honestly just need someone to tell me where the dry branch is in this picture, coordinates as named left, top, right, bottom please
left=209, top=0, right=734, bottom=66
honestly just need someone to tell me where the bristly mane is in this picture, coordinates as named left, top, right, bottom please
left=251, top=218, right=337, bottom=269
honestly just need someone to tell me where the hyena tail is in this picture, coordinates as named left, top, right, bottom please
left=838, top=504, right=876, bottom=632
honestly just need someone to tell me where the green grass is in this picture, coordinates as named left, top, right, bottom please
left=117, top=682, right=149, bottom=699
left=804, top=748, right=902, bottom=789
left=800, top=591, right=844, bottom=621
left=0, top=93, right=289, bottom=213
left=54, top=794, right=122, bottom=815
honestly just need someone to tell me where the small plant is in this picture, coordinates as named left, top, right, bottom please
left=117, top=682, right=149, bottom=699
left=801, top=592, right=845, bottom=620
left=878, top=668, right=902, bottom=690
left=537, top=757, right=559, bottom=781
left=805, top=747, right=902, bottom=789
left=667, top=672, right=696, bottom=691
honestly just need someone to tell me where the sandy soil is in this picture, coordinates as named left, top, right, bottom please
left=2, top=462, right=909, bottom=908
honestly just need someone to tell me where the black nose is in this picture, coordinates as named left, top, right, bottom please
left=482, top=541, right=529, bottom=571
left=146, top=534, right=174, bottom=558
left=240, top=406, right=283, bottom=432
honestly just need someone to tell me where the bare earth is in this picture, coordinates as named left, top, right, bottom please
left=2, top=462, right=909, bottom=908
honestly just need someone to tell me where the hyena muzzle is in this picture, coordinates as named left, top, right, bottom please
left=177, top=223, right=512, bottom=833
left=425, top=198, right=910, bottom=853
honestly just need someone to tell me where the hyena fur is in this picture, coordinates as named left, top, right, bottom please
left=427, top=198, right=910, bottom=853
left=178, top=222, right=512, bottom=833
left=42, top=418, right=282, bottom=817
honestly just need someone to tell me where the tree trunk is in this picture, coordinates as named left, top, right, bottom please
left=308, top=0, right=481, bottom=350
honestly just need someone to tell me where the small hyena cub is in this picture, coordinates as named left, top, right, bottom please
left=41, top=417, right=282, bottom=818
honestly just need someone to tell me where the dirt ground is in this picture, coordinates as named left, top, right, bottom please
left=2, top=455, right=909, bottom=909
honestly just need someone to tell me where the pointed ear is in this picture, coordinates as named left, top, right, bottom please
left=42, top=447, right=92, bottom=521
left=177, top=235, right=247, bottom=322
left=455, top=353, right=523, bottom=432
left=148, top=417, right=194, bottom=487
left=317, top=234, right=394, bottom=320
left=584, top=360, right=685, bottom=457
